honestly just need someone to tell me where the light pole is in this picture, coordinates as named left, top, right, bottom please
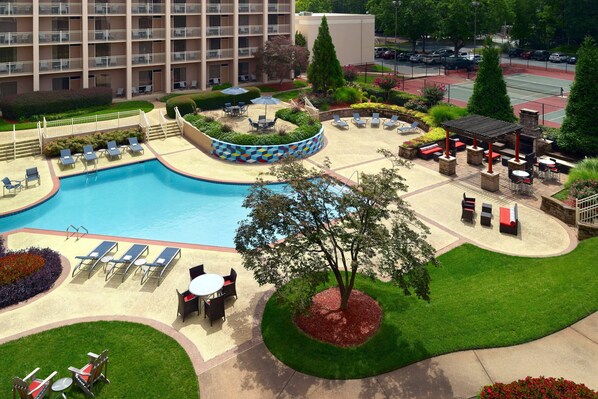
left=472, top=1, right=479, bottom=57
left=392, top=0, right=400, bottom=75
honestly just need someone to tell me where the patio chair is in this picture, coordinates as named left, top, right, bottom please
left=397, top=122, right=420, bottom=134
left=223, top=102, right=232, bottom=115
left=115, top=87, right=124, bottom=97
left=239, top=103, right=248, bottom=115
left=25, top=167, right=40, bottom=187
left=461, top=207, right=474, bottom=223
left=220, top=268, right=237, bottom=299
left=190, top=80, right=197, bottom=89
left=177, top=288, right=200, bottom=322
left=266, top=117, right=278, bottom=130
left=463, top=193, right=476, bottom=209
left=371, top=113, right=380, bottom=128
left=72, top=241, right=118, bottom=278
left=352, top=113, right=367, bottom=127
left=383, top=115, right=399, bottom=129
left=3, top=177, right=23, bottom=195
left=248, top=118, right=259, bottom=131
left=12, top=368, right=57, bottom=399
left=140, top=247, right=182, bottom=286
left=106, top=141, right=122, bottom=160
left=204, top=294, right=226, bottom=326
left=68, top=350, right=110, bottom=398
left=82, top=144, right=98, bottom=163
left=60, top=149, right=76, bottom=168
left=127, top=137, right=144, bottom=155
left=331, top=114, right=348, bottom=129
left=189, top=264, right=205, bottom=281
left=105, top=244, right=149, bottom=282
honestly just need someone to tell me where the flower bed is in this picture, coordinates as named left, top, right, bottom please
left=479, top=376, right=597, bottom=399
left=0, top=253, right=45, bottom=285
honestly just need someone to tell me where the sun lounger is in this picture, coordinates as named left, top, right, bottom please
left=397, top=122, right=420, bottom=134
left=106, top=141, right=122, bottom=160
left=352, top=113, right=367, bottom=127
left=3, top=177, right=23, bottom=196
left=127, top=137, right=144, bottom=154
left=72, top=241, right=118, bottom=278
left=332, top=114, right=349, bottom=129
left=371, top=113, right=380, bottom=128
left=383, top=115, right=399, bottom=129
left=140, top=247, right=181, bottom=286
left=105, top=244, right=149, bottom=282
left=60, top=149, right=76, bottom=168
left=82, top=145, right=98, bottom=163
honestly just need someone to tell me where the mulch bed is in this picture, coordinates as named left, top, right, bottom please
left=257, top=82, right=296, bottom=92
left=293, top=288, right=382, bottom=347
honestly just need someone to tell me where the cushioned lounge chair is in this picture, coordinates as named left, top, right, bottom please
left=352, top=113, right=367, bottom=127
left=383, top=115, right=399, bottom=129
left=105, top=244, right=149, bottom=282
left=72, top=241, right=118, bottom=278
left=12, top=368, right=57, bottom=399
left=332, top=114, right=348, bottom=129
left=140, top=247, right=181, bottom=286
left=60, top=149, right=76, bottom=168
left=68, top=350, right=110, bottom=398
left=82, top=145, right=98, bottom=163
left=371, top=113, right=380, bottom=128
left=25, top=167, right=40, bottom=187
left=127, top=137, right=144, bottom=155
left=106, top=141, right=121, bottom=160
left=397, top=121, right=420, bottom=134
left=2, top=177, right=23, bottom=195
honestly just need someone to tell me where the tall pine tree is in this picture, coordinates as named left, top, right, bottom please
left=559, top=36, right=598, bottom=156
left=467, top=42, right=515, bottom=122
left=307, top=16, right=344, bottom=93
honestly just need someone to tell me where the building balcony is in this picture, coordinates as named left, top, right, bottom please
left=171, top=50, right=200, bottom=62
left=172, top=27, right=201, bottom=39
left=267, top=3, right=290, bottom=13
left=132, top=28, right=165, bottom=40
left=206, top=3, right=233, bottom=13
left=132, top=2, right=165, bottom=14
left=268, top=24, right=290, bottom=34
left=238, top=3, right=263, bottom=13
left=39, top=58, right=83, bottom=72
left=89, top=30, right=127, bottom=42
left=132, top=53, right=165, bottom=65
left=89, top=55, right=126, bottom=68
left=238, top=25, right=263, bottom=35
left=39, top=31, right=82, bottom=44
left=0, top=61, right=32, bottom=76
left=205, top=26, right=233, bottom=36
left=238, top=46, right=258, bottom=57
left=205, top=48, right=233, bottom=60
left=0, top=32, right=32, bottom=46
left=0, top=2, right=33, bottom=15
left=88, top=3, right=126, bottom=14
left=171, top=3, right=200, bottom=14
left=39, top=2, right=82, bottom=15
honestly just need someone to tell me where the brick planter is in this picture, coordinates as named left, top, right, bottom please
left=541, top=195, right=576, bottom=225
left=399, top=145, right=418, bottom=160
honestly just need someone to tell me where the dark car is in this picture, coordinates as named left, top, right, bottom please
left=398, top=52, right=414, bottom=61
left=508, top=48, right=523, bottom=57
left=444, top=56, right=474, bottom=71
left=532, top=50, right=550, bottom=61
left=567, top=56, right=577, bottom=64
left=521, top=50, right=533, bottom=59
left=381, top=50, right=397, bottom=60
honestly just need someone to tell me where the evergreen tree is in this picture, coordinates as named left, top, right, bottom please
left=467, top=41, right=515, bottom=122
left=559, top=36, right=598, bottom=156
left=307, top=16, right=344, bottom=93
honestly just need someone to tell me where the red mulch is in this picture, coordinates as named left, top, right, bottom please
left=293, top=288, right=382, bottom=347
left=258, top=81, right=296, bottom=92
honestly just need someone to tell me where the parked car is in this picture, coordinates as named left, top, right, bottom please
left=398, top=52, right=415, bottom=61
left=434, top=49, right=454, bottom=57
left=521, top=50, right=533, bottom=59
left=422, top=54, right=442, bottom=64
left=532, top=50, right=550, bottom=61
left=409, top=53, right=423, bottom=63
left=444, top=56, right=474, bottom=70
left=508, top=48, right=524, bottom=57
left=374, top=47, right=390, bottom=58
left=549, top=52, right=568, bottom=63
left=567, top=56, right=577, bottom=64
left=381, top=50, right=398, bottom=60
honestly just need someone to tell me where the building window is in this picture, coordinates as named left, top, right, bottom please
left=52, top=77, right=70, bottom=90
left=0, top=81, right=17, bottom=98
left=96, top=73, right=111, bottom=88
left=0, top=48, right=16, bottom=62
left=53, top=45, right=69, bottom=60
left=139, top=70, right=152, bottom=85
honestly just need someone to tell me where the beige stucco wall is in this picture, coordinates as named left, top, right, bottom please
left=295, top=13, right=375, bottom=67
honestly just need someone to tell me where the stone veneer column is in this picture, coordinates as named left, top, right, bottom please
left=508, top=158, right=527, bottom=171
left=439, top=155, right=456, bottom=176
left=481, top=171, right=500, bottom=192
left=467, top=145, right=484, bottom=165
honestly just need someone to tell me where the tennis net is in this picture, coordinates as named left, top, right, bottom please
left=503, top=76, right=564, bottom=96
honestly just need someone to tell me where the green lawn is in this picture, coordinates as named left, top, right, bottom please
left=0, top=321, right=199, bottom=398
left=0, top=101, right=154, bottom=132
left=355, top=74, right=378, bottom=84
left=273, top=90, right=304, bottom=102
left=369, top=64, right=393, bottom=73
left=552, top=188, right=570, bottom=201
left=262, top=239, right=598, bottom=379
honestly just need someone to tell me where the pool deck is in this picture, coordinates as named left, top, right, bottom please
left=1, top=109, right=595, bottom=399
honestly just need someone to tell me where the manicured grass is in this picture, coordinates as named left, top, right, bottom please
left=0, top=321, right=199, bottom=398
left=355, top=74, right=377, bottom=84
left=273, top=89, right=304, bottom=102
left=552, top=187, right=570, bottom=201
left=0, top=101, right=154, bottom=131
left=262, top=239, right=598, bottom=379
left=369, top=64, right=393, bottom=72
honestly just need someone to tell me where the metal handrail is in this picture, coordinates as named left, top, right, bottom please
left=78, top=225, right=88, bottom=239
left=66, top=225, right=89, bottom=240
left=174, top=106, right=184, bottom=134
left=159, top=110, right=168, bottom=139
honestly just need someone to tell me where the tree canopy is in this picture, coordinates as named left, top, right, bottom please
left=234, top=154, right=438, bottom=312
left=254, top=36, right=308, bottom=84
left=307, top=16, right=344, bottom=93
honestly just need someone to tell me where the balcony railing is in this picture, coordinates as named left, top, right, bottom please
left=171, top=50, right=200, bottom=62
left=268, top=24, right=290, bottom=34
left=132, top=2, right=165, bottom=14
left=172, top=27, right=201, bottom=38
left=0, top=2, right=33, bottom=15
left=88, top=3, right=126, bottom=14
left=89, top=55, right=126, bottom=68
left=171, top=3, right=200, bottom=13
left=0, top=32, right=32, bottom=45
left=205, top=26, right=233, bottom=36
left=205, top=48, right=233, bottom=60
left=267, top=3, right=290, bottom=12
left=206, top=3, right=233, bottom=13
left=0, top=61, right=32, bottom=75
left=132, top=28, right=165, bottom=40
left=39, top=2, right=82, bottom=14
left=132, top=53, right=165, bottom=65
left=89, top=29, right=127, bottom=42
left=238, top=3, right=263, bottom=12
left=238, top=46, right=258, bottom=57
left=39, top=31, right=82, bottom=43
left=238, top=25, right=263, bottom=35
left=39, top=58, right=82, bottom=72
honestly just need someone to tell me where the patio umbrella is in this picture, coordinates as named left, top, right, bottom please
left=221, top=86, right=248, bottom=105
left=250, top=96, right=281, bottom=118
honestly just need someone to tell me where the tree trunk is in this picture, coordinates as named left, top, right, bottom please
left=339, top=289, right=351, bottom=310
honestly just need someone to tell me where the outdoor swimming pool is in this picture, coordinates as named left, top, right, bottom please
left=0, top=160, right=284, bottom=247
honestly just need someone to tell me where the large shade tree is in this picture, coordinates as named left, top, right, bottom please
left=254, top=36, right=309, bottom=84
left=307, top=16, right=344, bottom=93
left=234, top=154, right=438, bottom=312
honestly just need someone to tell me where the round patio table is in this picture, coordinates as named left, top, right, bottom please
left=512, top=170, right=529, bottom=178
left=539, top=159, right=555, bottom=166
left=189, top=274, right=224, bottom=297
left=52, top=377, right=72, bottom=399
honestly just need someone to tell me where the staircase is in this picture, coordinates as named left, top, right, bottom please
left=146, top=122, right=181, bottom=141
left=0, top=138, right=41, bottom=161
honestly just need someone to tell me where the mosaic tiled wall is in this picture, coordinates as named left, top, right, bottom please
left=211, top=128, right=324, bottom=163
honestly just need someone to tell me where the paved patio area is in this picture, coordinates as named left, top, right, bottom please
left=1, top=108, right=594, bottom=398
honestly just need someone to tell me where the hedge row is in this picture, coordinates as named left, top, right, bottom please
left=0, top=87, right=113, bottom=120
left=43, top=128, right=144, bottom=157
left=165, top=87, right=261, bottom=118
left=358, top=84, right=420, bottom=107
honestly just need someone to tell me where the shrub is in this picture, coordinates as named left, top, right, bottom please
left=43, top=128, right=144, bottom=157
left=358, top=83, right=385, bottom=100
left=166, top=96, right=196, bottom=118
left=566, top=157, right=598, bottom=188
left=374, top=75, right=401, bottom=99
left=166, top=87, right=260, bottom=112
left=401, top=127, right=446, bottom=148
left=388, top=90, right=420, bottom=106
left=479, top=376, right=597, bottom=399
left=333, top=86, right=361, bottom=104
left=0, top=253, right=46, bottom=286
left=293, top=79, right=309, bottom=88
left=0, top=88, right=113, bottom=120
left=342, top=65, right=359, bottom=82
left=212, top=82, right=233, bottom=91
left=569, top=179, right=598, bottom=199
left=405, top=98, right=429, bottom=113
left=421, top=83, right=447, bottom=106
left=428, top=104, right=469, bottom=126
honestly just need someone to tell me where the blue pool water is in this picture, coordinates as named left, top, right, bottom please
left=0, top=160, right=284, bottom=247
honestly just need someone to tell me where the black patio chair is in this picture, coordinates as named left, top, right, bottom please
left=204, top=295, right=226, bottom=326
left=189, top=264, right=205, bottom=281
left=176, top=289, right=200, bottom=322
left=461, top=207, right=474, bottom=223
left=220, top=268, right=237, bottom=299
left=463, top=193, right=476, bottom=210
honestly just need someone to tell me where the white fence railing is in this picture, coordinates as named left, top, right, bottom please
left=174, top=106, right=184, bottom=135
left=42, top=110, right=140, bottom=139
left=303, top=96, right=319, bottom=120
left=577, top=193, right=598, bottom=225
left=159, top=111, right=168, bottom=139
left=139, top=110, right=151, bottom=141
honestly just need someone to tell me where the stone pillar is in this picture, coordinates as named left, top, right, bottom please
left=508, top=158, right=526, bottom=172
left=481, top=171, right=500, bottom=192
left=467, top=145, right=484, bottom=165
left=520, top=108, right=542, bottom=152
left=439, top=156, right=456, bottom=176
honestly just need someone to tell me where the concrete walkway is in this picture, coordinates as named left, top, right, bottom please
left=1, top=115, right=595, bottom=398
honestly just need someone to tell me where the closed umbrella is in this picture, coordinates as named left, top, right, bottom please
left=250, top=96, right=281, bottom=119
left=221, top=86, right=248, bottom=105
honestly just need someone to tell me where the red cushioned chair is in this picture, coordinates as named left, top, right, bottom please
left=463, top=193, right=476, bottom=210
left=177, top=289, right=200, bottom=322
left=12, top=368, right=57, bottom=399
left=220, top=268, right=237, bottom=299
left=461, top=207, right=474, bottom=223
left=68, top=350, right=110, bottom=398
left=204, top=294, right=226, bottom=326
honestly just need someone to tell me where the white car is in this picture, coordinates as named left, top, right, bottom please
left=549, top=52, right=568, bottom=63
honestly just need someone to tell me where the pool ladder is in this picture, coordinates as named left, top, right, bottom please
left=66, top=225, right=88, bottom=240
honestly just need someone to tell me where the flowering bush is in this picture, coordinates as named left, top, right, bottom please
left=342, top=65, right=359, bottom=82
left=569, top=179, right=598, bottom=199
left=404, top=98, right=429, bottom=113
left=374, top=75, right=401, bottom=92
left=0, top=253, right=46, bottom=286
left=479, top=376, right=597, bottom=399
left=421, top=83, right=446, bottom=107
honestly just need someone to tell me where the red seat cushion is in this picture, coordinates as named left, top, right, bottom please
left=499, top=207, right=515, bottom=227
left=29, top=381, right=45, bottom=398
left=420, top=146, right=440, bottom=155
left=454, top=141, right=465, bottom=148
left=78, top=363, right=93, bottom=382
left=184, top=294, right=196, bottom=302
left=223, top=280, right=233, bottom=286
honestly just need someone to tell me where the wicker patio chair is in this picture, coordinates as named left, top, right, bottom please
left=204, top=295, right=226, bottom=326
left=189, top=264, right=205, bottom=281
left=177, top=289, right=200, bottom=322
left=220, top=268, right=237, bottom=299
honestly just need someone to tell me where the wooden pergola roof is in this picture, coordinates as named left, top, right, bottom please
left=441, top=115, right=523, bottom=141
